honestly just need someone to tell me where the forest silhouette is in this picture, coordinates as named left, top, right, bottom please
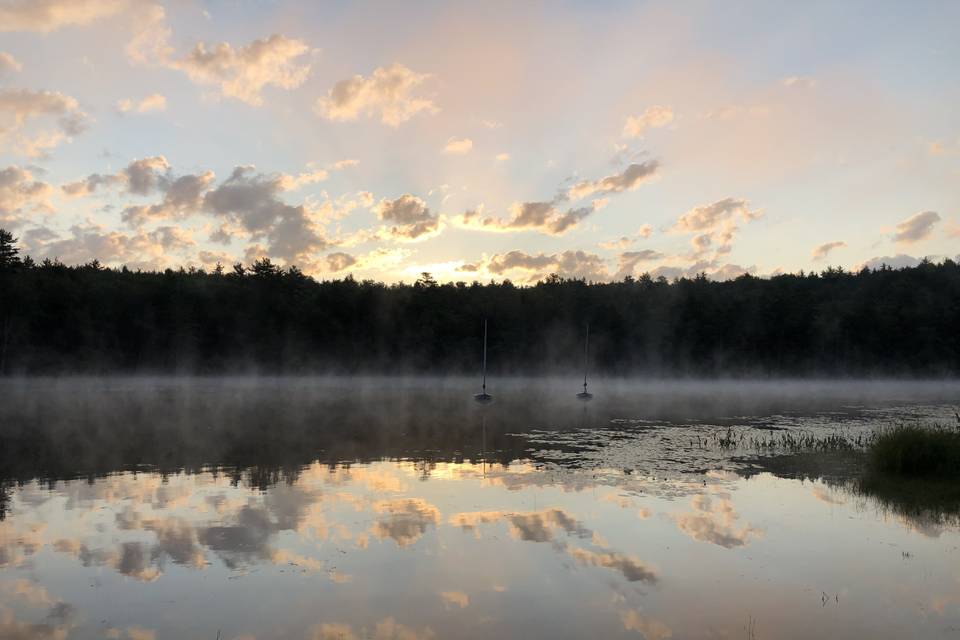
left=1, top=229, right=958, bottom=375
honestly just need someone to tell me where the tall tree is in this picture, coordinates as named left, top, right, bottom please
left=0, top=229, right=21, bottom=271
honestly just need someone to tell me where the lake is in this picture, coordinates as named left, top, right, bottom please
left=1, top=378, right=958, bottom=639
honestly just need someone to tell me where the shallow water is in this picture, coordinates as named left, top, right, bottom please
left=1, top=378, right=959, bottom=639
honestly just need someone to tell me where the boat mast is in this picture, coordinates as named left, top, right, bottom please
left=582, top=322, right=589, bottom=395
left=482, top=318, right=488, bottom=396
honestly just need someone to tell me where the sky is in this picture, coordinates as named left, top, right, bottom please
left=0, top=0, right=958, bottom=283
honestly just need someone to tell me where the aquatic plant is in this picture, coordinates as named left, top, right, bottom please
left=867, top=424, right=960, bottom=478
left=710, top=426, right=870, bottom=453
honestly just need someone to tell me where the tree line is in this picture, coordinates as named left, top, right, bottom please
left=1, top=229, right=958, bottom=375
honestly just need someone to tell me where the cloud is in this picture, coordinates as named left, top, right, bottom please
left=371, top=498, right=440, bottom=547
left=443, top=137, right=473, bottom=154
left=615, top=249, right=664, bottom=278
left=710, top=263, right=754, bottom=280
left=623, top=105, right=673, bottom=138
left=672, top=197, right=761, bottom=258
left=0, top=88, right=89, bottom=157
left=479, top=249, right=609, bottom=282
left=203, top=166, right=329, bottom=263
left=564, top=545, right=658, bottom=583
left=619, top=610, right=672, bottom=640
left=811, top=486, right=845, bottom=506
left=277, top=168, right=328, bottom=191
left=599, top=236, right=633, bottom=250
left=58, top=157, right=366, bottom=267
left=117, top=93, right=166, bottom=114
left=448, top=508, right=592, bottom=542
left=857, top=254, right=923, bottom=270
left=891, top=210, right=940, bottom=244
left=673, top=197, right=760, bottom=232
left=567, top=161, right=659, bottom=200
left=315, top=63, right=438, bottom=126
left=310, top=618, right=435, bottom=640
left=63, top=155, right=171, bottom=198
left=461, top=162, right=653, bottom=236
left=648, top=260, right=755, bottom=282
left=125, top=3, right=173, bottom=65
left=495, top=152, right=510, bottom=161
left=125, top=155, right=170, bottom=194
left=0, top=0, right=127, bottom=33
left=439, top=591, right=469, bottom=610
left=332, top=159, right=359, bottom=170
left=781, top=75, right=816, bottom=88
left=324, top=252, right=357, bottom=272
left=123, top=170, right=216, bottom=225
left=811, top=240, right=846, bottom=261
left=170, top=34, right=311, bottom=106
left=25, top=222, right=181, bottom=270
left=672, top=494, right=762, bottom=549
left=148, top=225, right=194, bottom=251
left=0, top=51, right=22, bottom=75
left=600, top=224, right=654, bottom=250
left=372, top=194, right=441, bottom=241
left=459, top=200, right=600, bottom=236
left=0, top=165, right=53, bottom=225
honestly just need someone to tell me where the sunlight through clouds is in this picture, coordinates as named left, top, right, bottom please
left=0, top=0, right=954, bottom=282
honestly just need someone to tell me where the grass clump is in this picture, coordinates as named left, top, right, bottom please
left=868, top=424, right=960, bottom=478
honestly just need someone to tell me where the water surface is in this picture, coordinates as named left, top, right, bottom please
left=1, top=378, right=958, bottom=639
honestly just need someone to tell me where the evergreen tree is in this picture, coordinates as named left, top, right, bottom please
left=0, top=229, right=21, bottom=271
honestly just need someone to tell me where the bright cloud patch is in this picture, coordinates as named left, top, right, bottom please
left=463, top=249, right=609, bottom=282
left=315, top=63, right=438, bottom=126
left=443, top=137, right=472, bottom=154
left=373, top=194, right=441, bottom=240
left=892, top=211, right=940, bottom=244
left=0, top=0, right=127, bottom=33
left=0, top=51, right=22, bottom=75
left=622, top=105, right=673, bottom=138
left=117, top=93, right=167, bottom=114
left=567, top=161, right=659, bottom=200
left=25, top=222, right=192, bottom=271
left=672, top=197, right=762, bottom=258
left=811, top=240, right=846, bottom=261
left=0, top=165, right=53, bottom=225
left=324, top=252, right=357, bottom=272
left=460, top=200, right=599, bottom=236
left=171, top=34, right=311, bottom=106
left=0, top=88, right=88, bottom=157
left=615, top=249, right=664, bottom=278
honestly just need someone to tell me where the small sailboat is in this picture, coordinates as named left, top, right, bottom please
left=576, top=322, right=593, bottom=401
left=474, top=318, right=493, bottom=403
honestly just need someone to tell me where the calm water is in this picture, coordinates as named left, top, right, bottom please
left=1, top=378, right=959, bottom=639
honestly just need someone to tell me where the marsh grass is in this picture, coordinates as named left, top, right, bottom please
left=712, top=421, right=960, bottom=469
left=708, top=427, right=869, bottom=453
left=867, top=424, right=960, bottom=477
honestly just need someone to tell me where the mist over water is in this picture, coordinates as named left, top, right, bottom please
left=1, top=376, right=958, bottom=639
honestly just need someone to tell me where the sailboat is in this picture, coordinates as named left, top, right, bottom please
left=576, top=322, right=593, bottom=401
left=474, top=318, right=493, bottom=403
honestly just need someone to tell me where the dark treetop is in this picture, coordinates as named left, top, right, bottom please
left=1, top=229, right=958, bottom=375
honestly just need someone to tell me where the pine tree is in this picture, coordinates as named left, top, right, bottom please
left=0, top=229, right=21, bottom=271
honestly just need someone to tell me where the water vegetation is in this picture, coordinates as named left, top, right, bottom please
left=866, top=423, right=960, bottom=478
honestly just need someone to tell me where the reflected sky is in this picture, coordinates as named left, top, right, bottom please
left=3, top=460, right=960, bottom=639
left=1, top=378, right=959, bottom=638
